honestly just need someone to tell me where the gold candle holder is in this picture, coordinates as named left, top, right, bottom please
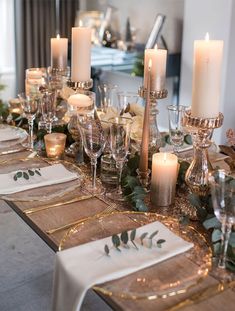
left=66, top=79, right=93, bottom=91
left=182, top=109, right=224, bottom=196
left=137, top=86, right=168, bottom=187
left=44, top=133, right=66, bottom=159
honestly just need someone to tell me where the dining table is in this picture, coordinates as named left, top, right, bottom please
left=0, top=148, right=235, bottom=311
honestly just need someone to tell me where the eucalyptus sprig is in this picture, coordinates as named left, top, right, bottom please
left=104, top=228, right=166, bottom=256
left=13, top=168, right=41, bottom=181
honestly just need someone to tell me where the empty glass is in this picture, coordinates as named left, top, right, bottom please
left=97, top=83, right=119, bottom=113
left=117, top=91, right=139, bottom=114
left=167, top=105, right=185, bottom=154
left=209, top=170, right=235, bottom=270
left=18, top=93, right=39, bottom=150
left=108, top=116, right=133, bottom=201
left=79, top=116, right=105, bottom=194
left=41, top=91, right=56, bottom=133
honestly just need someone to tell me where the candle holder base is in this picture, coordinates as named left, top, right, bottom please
left=67, top=79, right=93, bottom=91
left=136, top=168, right=151, bottom=191
left=182, top=110, right=224, bottom=196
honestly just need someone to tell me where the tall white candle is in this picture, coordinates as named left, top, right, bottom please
left=191, top=33, right=223, bottom=118
left=50, top=34, right=68, bottom=69
left=150, top=153, right=178, bottom=206
left=71, top=25, right=92, bottom=82
left=143, top=45, right=167, bottom=91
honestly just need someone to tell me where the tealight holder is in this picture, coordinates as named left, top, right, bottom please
left=182, top=109, right=224, bottom=196
left=137, top=86, right=168, bottom=188
left=44, top=133, right=66, bottom=159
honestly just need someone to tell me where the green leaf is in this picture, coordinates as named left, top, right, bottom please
left=140, top=232, right=148, bottom=245
left=104, top=244, right=110, bottom=256
left=13, top=175, right=17, bottom=181
left=213, top=242, right=221, bottom=256
left=157, top=239, right=166, bottom=248
left=112, top=234, right=121, bottom=251
left=120, top=231, right=129, bottom=245
left=135, top=199, right=148, bottom=212
left=203, top=216, right=221, bottom=230
left=149, top=230, right=159, bottom=240
left=16, top=171, right=23, bottom=178
left=28, top=169, right=35, bottom=176
left=130, top=229, right=136, bottom=241
left=35, top=169, right=41, bottom=176
left=188, top=193, right=202, bottom=209
left=131, top=240, right=138, bottom=250
left=184, top=134, right=193, bottom=145
left=212, top=229, right=222, bottom=243
left=148, top=238, right=153, bottom=249
left=23, top=172, right=29, bottom=180
left=229, top=232, right=235, bottom=247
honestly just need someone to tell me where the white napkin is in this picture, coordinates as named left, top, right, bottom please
left=0, top=127, right=20, bottom=142
left=52, top=221, right=193, bottom=311
left=0, top=164, right=78, bottom=194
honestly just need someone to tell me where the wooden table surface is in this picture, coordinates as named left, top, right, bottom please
left=1, top=150, right=234, bottom=311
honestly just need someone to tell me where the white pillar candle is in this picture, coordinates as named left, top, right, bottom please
left=191, top=33, right=223, bottom=118
left=143, top=45, right=167, bottom=91
left=67, top=93, right=93, bottom=115
left=150, top=153, right=178, bottom=206
left=50, top=34, right=68, bottom=69
left=71, top=25, right=92, bottom=82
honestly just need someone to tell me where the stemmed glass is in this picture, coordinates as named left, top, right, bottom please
left=167, top=105, right=185, bottom=155
left=18, top=93, right=39, bottom=150
left=97, top=83, right=119, bottom=113
left=117, top=91, right=139, bottom=114
left=41, top=91, right=56, bottom=133
left=108, top=116, right=133, bottom=201
left=209, top=170, right=235, bottom=270
left=79, top=116, right=105, bottom=195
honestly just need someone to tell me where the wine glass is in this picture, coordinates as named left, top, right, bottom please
left=108, top=116, right=133, bottom=201
left=41, top=91, right=56, bottom=133
left=79, top=116, right=105, bottom=195
left=117, top=91, right=139, bottom=114
left=209, top=170, right=235, bottom=270
left=97, top=83, right=118, bottom=113
left=18, top=93, right=39, bottom=150
left=167, top=105, right=185, bottom=155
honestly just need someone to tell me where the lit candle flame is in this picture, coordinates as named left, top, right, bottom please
left=79, top=20, right=83, bottom=27
left=148, top=59, right=152, bottom=71
left=154, top=43, right=158, bottom=50
left=205, top=32, right=210, bottom=41
left=56, top=34, right=60, bottom=39
left=163, top=153, right=167, bottom=162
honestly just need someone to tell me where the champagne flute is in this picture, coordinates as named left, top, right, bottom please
left=18, top=93, right=39, bottom=150
left=108, top=116, right=133, bottom=201
left=79, top=116, right=105, bottom=195
left=41, top=91, right=56, bottom=133
left=209, top=170, right=235, bottom=271
left=167, top=105, right=185, bottom=155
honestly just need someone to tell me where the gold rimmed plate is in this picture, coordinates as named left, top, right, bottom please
left=0, top=158, right=84, bottom=202
left=59, top=211, right=212, bottom=300
left=0, top=124, right=28, bottom=150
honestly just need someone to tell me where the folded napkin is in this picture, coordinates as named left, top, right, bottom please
left=52, top=221, right=193, bottom=311
left=0, top=163, right=78, bottom=194
left=0, top=127, right=20, bottom=142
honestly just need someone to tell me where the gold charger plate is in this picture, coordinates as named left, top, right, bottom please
left=0, top=158, right=84, bottom=202
left=59, top=211, right=212, bottom=300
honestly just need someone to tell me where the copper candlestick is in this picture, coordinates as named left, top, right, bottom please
left=182, top=109, right=224, bottom=196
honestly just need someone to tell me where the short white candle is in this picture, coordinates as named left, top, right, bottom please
left=150, top=153, right=178, bottom=206
left=50, top=34, right=68, bottom=69
left=143, top=45, right=167, bottom=91
left=191, top=33, right=223, bottom=118
left=71, top=24, right=92, bottom=82
left=68, top=93, right=93, bottom=115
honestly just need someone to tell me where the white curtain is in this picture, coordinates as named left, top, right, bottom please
left=0, top=0, right=16, bottom=100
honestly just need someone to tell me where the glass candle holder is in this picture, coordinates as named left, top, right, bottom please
left=44, top=133, right=66, bottom=159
